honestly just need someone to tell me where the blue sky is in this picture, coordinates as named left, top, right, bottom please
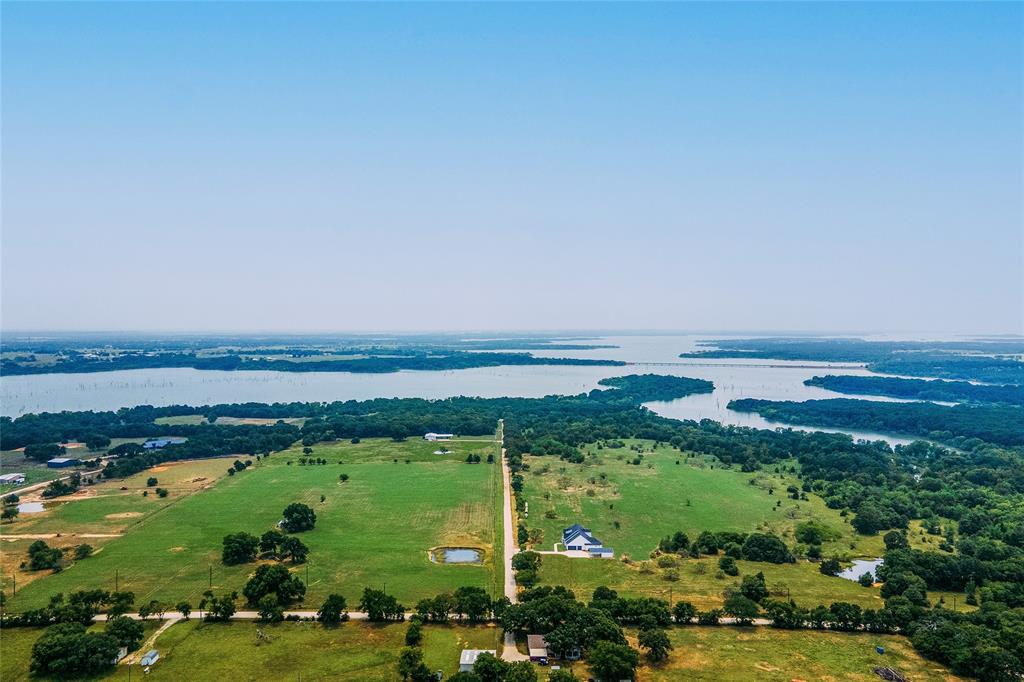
left=2, top=2, right=1021, bottom=333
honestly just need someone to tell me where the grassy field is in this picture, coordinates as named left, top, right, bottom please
left=153, top=416, right=306, bottom=426
left=1, top=457, right=237, bottom=593
left=6, top=436, right=503, bottom=611
left=0, top=619, right=500, bottom=681
left=550, top=627, right=965, bottom=681
left=524, top=439, right=969, bottom=610
left=0, top=622, right=162, bottom=682
left=539, top=554, right=892, bottom=610
left=521, top=440, right=883, bottom=559
left=0, top=622, right=961, bottom=681
left=0, top=453, right=63, bottom=488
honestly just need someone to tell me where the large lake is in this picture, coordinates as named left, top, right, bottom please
left=0, top=334, right=918, bottom=445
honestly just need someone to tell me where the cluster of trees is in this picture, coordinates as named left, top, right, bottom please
left=656, top=530, right=795, bottom=564
left=596, top=374, right=714, bottom=402
left=413, top=586, right=495, bottom=623
left=728, top=398, right=1024, bottom=447
left=243, top=564, right=306, bottom=621
left=358, top=588, right=405, bottom=621
left=805, top=375, right=1024, bottom=407
left=40, top=474, right=81, bottom=499
left=227, top=459, right=253, bottom=476
left=511, top=551, right=542, bottom=588
left=23, top=443, right=66, bottom=462
left=222, top=503, right=315, bottom=566
left=498, top=585, right=657, bottom=679
left=26, top=540, right=64, bottom=571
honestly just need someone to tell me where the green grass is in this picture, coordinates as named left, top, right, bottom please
left=555, top=626, right=964, bottom=681
left=0, top=621, right=963, bottom=682
left=521, top=440, right=881, bottom=560
left=0, top=620, right=502, bottom=681
left=6, top=436, right=503, bottom=611
left=539, top=554, right=891, bottom=610
left=525, top=439, right=970, bottom=610
left=0, top=622, right=162, bottom=682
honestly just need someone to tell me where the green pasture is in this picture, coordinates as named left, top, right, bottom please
left=520, top=440, right=881, bottom=560
left=6, top=437, right=502, bottom=611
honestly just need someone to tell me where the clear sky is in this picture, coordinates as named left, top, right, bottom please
left=2, top=2, right=1021, bottom=334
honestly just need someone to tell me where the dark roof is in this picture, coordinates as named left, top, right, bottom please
left=563, top=523, right=601, bottom=546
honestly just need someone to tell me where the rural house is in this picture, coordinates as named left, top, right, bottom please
left=0, top=473, right=26, bottom=485
left=46, top=457, right=80, bottom=468
left=562, top=523, right=614, bottom=558
left=423, top=432, right=454, bottom=442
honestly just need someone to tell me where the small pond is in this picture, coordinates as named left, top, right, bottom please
left=431, top=547, right=482, bottom=564
left=838, top=558, right=882, bottom=582
left=17, top=502, right=45, bottom=513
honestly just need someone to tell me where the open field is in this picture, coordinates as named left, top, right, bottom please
left=539, top=554, right=891, bottom=610
left=1, top=457, right=237, bottom=593
left=523, top=439, right=969, bottom=609
left=153, top=415, right=307, bottom=426
left=520, top=440, right=884, bottom=559
left=5, top=436, right=503, bottom=611
left=0, top=620, right=501, bottom=681
left=549, top=627, right=965, bottom=681
left=0, top=622, right=962, bottom=681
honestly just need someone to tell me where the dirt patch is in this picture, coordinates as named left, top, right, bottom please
left=105, top=512, right=143, bottom=520
left=150, top=466, right=170, bottom=472
left=168, top=546, right=187, bottom=552
left=755, top=662, right=781, bottom=672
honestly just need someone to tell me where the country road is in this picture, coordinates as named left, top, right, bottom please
left=498, top=419, right=530, bottom=662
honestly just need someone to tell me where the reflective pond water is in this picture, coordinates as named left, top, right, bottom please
left=838, top=558, right=883, bottom=582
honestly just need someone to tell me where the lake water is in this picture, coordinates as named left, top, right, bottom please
left=0, top=334, right=924, bottom=445
left=838, top=558, right=883, bottom=582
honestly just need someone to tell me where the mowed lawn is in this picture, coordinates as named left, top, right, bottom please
left=7, top=437, right=503, bottom=611
left=0, top=620, right=500, bottom=681
left=521, top=440, right=879, bottom=559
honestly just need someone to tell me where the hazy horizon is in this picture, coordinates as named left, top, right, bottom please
left=3, top=3, right=1022, bottom=335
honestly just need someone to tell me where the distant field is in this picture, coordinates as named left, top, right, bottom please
left=1, top=457, right=236, bottom=593
left=520, top=440, right=880, bottom=559
left=6, top=436, right=503, bottom=611
left=153, top=416, right=307, bottom=426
